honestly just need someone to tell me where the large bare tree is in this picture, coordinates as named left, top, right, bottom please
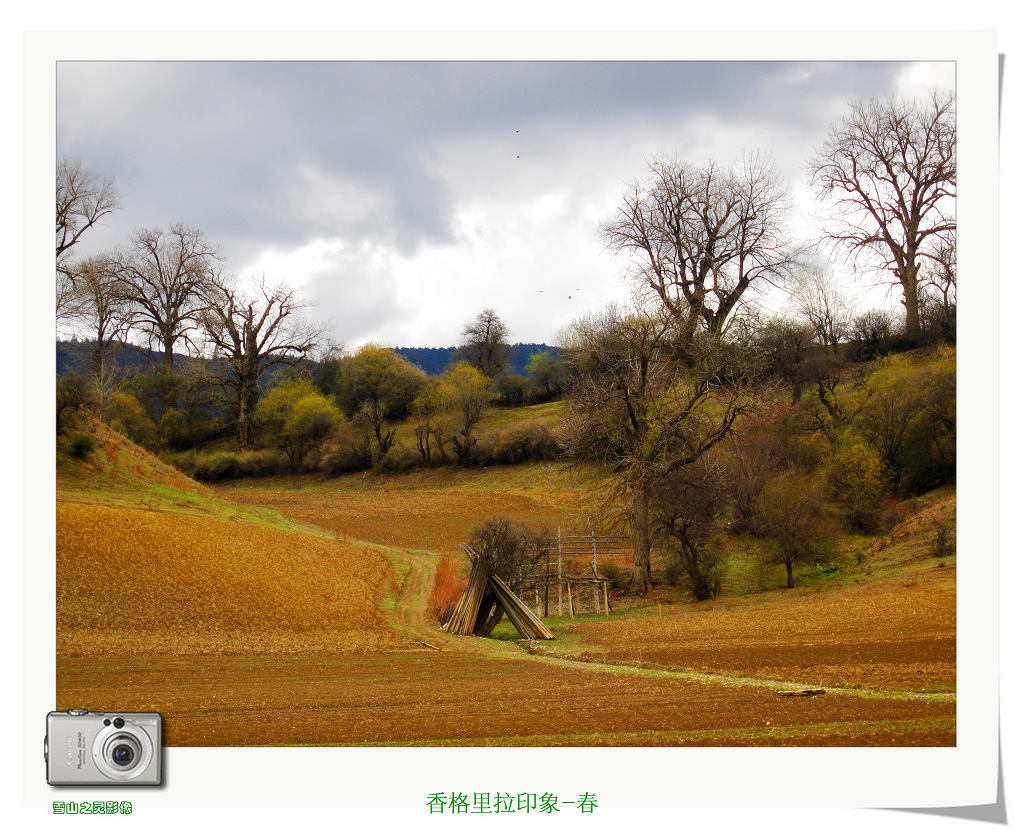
left=199, top=276, right=323, bottom=451
left=455, top=308, right=511, bottom=379
left=560, top=303, right=761, bottom=592
left=810, top=90, right=956, bottom=342
left=56, top=158, right=118, bottom=322
left=603, top=153, right=797, bottom=342
left=113, top=224, right=220, bottom=370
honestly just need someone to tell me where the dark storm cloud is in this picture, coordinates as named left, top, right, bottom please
left=56, top=60, right=906, bottom=265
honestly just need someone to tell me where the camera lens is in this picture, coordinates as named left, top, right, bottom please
left=103, top=733, right=142, bottom=772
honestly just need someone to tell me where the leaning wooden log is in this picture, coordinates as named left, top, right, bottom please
left=442, top=546, right=555, bottom=640
left=489, top=574, right=555, bottom=640
left=442, top=560, right=489, bottom=635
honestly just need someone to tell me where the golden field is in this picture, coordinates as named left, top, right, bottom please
left=57, top=502, right=401, bottom=656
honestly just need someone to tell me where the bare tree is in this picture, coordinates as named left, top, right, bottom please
left=199, top=276, right=323, bottom=451
left=850, top=308, right=897, bottom=359
left=455, top=309, right=511, bottom=379
left=113, top=224, right=221, bottom=370
left=810, top=90, right=956, bottom=342
left=751, top=313, right=817, bottom=400
left=603, top=153, right=797, bottom=342
left=651, top=456, right=732, bottom=600
left=920, top=231, right=956, bottom=342
left=721, top=407, right=789, bottom=532
left=72, top=257, right=133, bottom=408
left=560, top=303, right=761, bottom=592
left=791, top=264, right=852, bottom=353
left=56, top=158, right=118, bottom=322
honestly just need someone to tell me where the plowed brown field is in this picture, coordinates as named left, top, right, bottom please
left=56, top=651, right=954, bottom=747
left=57, top=446, right=956, bottom=747
left=557, top=570, right=956, bottom=692
left=224, top=487, right=568, bottom=553
left=57, top=503, right=401, bottom=656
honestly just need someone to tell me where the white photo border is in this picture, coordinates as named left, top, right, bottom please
left=24, top=29, right=999, bottom=810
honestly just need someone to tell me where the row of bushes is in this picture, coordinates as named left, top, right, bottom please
left=318, top=421, right=562, bottom=476
left=168, top=422, right=563, bottom=482
left=163, top=449, right=288, bottom=481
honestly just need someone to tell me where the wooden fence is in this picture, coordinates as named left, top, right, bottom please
left=516, top=527, right=631, bottom=618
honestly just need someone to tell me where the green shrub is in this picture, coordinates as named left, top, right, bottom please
left=103, top=391, right=158, bottom=449
left=68, top=432, right=96, bottom=460
left=256, top=378, right=343, bottom=470
left=181, top=449, right=285, bottom=481
left=471, top=424, right=561, bottom=466
left=56, top=374, right=97, bottom=435
left=495, top=373, right=529, bottom=406
left=933, top=523, right=954, bottom=557
left=664, top=545, right=726, bottom=600
left=378, top=443, right=420, bottom=474
left=823, top=434, right=890, bottom=532
left=161, top=450, right=196, bottom=475
left=192, top=451, right=242, bottom=481
left=496, top=424, right=560, bottom=464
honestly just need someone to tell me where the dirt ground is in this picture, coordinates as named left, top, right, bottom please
left=57, top=468, right=956, bottom=747
left=57, top=503, right=401, bottom=656
left=56, top=650, right=954, bottom=747
left=224, top=486, right=568, bottom=554
left=558, top=570, right=956, bottom=692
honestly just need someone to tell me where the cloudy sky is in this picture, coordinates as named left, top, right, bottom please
left=56, top=60, right=954, bottom=349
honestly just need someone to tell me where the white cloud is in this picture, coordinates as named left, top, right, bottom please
left=57, top=60, right=925, bottom=348
left=895, top=62, right=956, bottom=100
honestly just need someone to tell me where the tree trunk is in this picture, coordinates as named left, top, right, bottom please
left=236, top=379, right=254, bottom=452
left=785, top=560, right=794, bottom=589
left=901, top=261, right=921, bottom=344
left=162, top=335, right=175, bottom=370
left=92, top=339, right=107, bottom=412
left=161, top=334, right=178, bottom=412
left=630, top=482, right=653, bottom=593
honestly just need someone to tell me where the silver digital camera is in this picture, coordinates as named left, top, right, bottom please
left=45, top=710, right=162, bottom=785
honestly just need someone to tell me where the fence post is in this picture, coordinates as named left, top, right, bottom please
left=557, top=527, right=563, bottom=617
left=543, top=548, right=550, bottom=618
left=592, top=525, right=600, bottom=613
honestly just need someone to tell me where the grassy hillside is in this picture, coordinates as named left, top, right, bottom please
left=58, top=419, right=330, bottom=534
left=57, top=420, right=403, bottom=657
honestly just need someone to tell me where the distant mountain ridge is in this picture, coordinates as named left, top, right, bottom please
left=57, top=340, right=560, bottom=380
left=394, top=343, right=560, bottom=377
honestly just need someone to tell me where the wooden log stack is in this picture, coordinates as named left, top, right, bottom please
left=441, top=545, right=555, bottom=640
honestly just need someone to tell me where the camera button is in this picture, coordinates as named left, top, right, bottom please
left=67, top=709, right=88, bottom=715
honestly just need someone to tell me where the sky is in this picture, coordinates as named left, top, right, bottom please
left=56, top=60, right=955, bottom=350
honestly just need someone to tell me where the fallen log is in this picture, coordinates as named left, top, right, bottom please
left=776, top=688, right=827, bottom=696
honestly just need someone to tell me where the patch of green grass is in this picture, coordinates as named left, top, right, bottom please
left=59, top=482, right=335, bottom=539
left=296, top=715, right=955, bottom=747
